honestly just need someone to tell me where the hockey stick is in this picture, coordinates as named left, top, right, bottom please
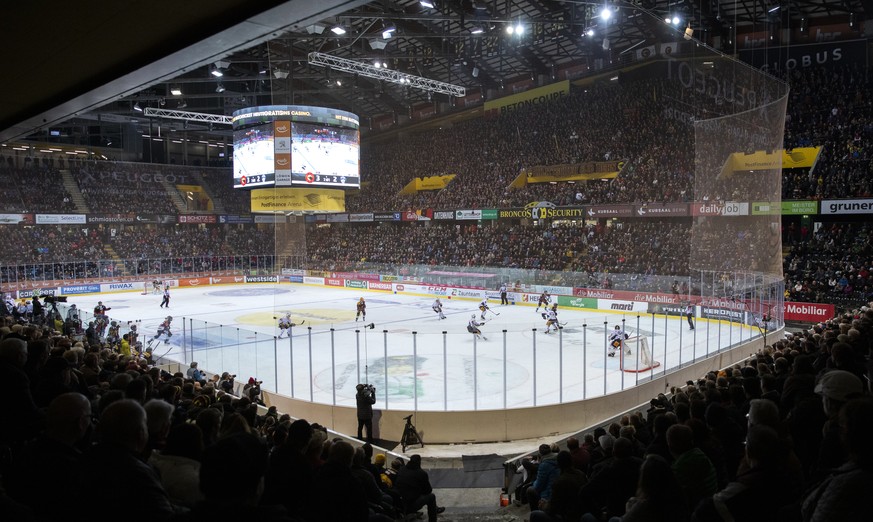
left=486, top=308, right=500, bottom=317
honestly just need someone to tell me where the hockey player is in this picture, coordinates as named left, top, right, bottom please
left=153, top=316, right=173, bottom=344
left=356, top=297, right=366, bottom=322
left=544, top=304, right=559, bottom=334
left=93, top=301, right=111, bottom=318
left=106, top=320, right=121, bottom=347
left=65, top=303, right=79, bottom=321
left=277, top=313, right=298, bottom=338
left=160, top=287, right=170, bottom=308
left=499, top=283, right=508, bottom=305
left=467, top=314, right=487, bottom=341
left=432, top=298, right=446, bottom=320
left=608, top=324, right=629, bottom=357
left=535, top=291, right=551, bottom=312
left=478, top=298, right=491, bottom=320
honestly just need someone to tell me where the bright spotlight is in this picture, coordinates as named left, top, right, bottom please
left=601, top=8, right=612, bottom=21
left=672, top=16, right=680, bottom=25
left=586, top=29, right=594, bottom=37
left=506, top=25, right=514, bottom=34
left=515, top=23, right=524, bottom=34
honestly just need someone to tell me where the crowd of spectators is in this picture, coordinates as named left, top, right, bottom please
left=0, top=162, right=76, bottom=213
left=784, top=222, right=873, bottom=306
left=70, top=162, right=181, bottom=214
left=0, top=305, right=450, bottom=522
left=512, top=303, right=873, bottom=521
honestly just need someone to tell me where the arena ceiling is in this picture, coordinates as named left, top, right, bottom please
left=1, top=0, right=868, bottom=148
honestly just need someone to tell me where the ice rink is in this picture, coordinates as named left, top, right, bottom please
left=65, top=283, right=761, bottom=411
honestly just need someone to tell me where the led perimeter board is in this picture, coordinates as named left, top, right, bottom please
left=231, top=105, right=360, bottom=189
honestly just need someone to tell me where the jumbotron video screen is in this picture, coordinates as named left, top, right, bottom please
left=291, top=122, right=360, bottom=187
left=232, top=123, right=275, bottom=188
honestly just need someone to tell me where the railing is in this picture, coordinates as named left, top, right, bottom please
left=52, top=271, right=783, bottom=412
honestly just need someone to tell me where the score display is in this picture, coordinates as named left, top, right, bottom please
left=231, top=105, right=360, bottom=190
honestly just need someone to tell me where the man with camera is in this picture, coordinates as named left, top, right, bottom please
left=356, top=383, right=376, bottom=442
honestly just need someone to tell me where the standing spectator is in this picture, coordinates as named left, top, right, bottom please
left=394, top=454, right=445, bottom=522
left=356, top=383, right=376, bottom=442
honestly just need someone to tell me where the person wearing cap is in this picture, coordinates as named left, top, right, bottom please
left=802, top=398, right=873, bottom=521
left=243, top=377, right=263, bottom=404
left=394, top=454, right=445, bottom=521
left=526, top=443, right=560, bottom=512
left=813, top=370, right=864, bottom=480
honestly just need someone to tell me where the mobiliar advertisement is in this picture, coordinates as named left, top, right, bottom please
left=783, top=302, right=835, bottom=322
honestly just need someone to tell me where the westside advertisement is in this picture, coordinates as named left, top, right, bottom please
left=244, top=275, right=278, bottom=283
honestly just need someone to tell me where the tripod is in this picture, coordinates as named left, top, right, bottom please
left=400, top=414, right=423, bottom=452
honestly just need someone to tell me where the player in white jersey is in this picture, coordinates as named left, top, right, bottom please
left=544, top=304, right=559, bottom=334
left=478, top=298, right=491, bottom=320
left=535, top=291, right=550, bottom=312
left=432, top=298, right=446, bottom=320
left=277, top=313, right=293, bottom=338
left=608, top=324, right=629, bottom=357
left=467, top=315, right=487, bottom=340
left=499, top=283, right=508, bottom=305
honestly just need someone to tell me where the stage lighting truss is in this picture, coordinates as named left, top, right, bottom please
left=143, top=108, right=232, bottom=125
left=307, top=52, right=466, bottom=97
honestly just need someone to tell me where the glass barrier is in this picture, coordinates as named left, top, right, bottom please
left=51, top=275, right=781, bottom=411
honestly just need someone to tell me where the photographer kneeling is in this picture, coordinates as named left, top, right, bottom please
left=356, top=383, right=377, bottom=442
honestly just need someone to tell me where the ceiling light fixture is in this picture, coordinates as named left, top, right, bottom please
left=601, top=7, right=612, bottom=21
left=331, top=25, right=346, bottom=35
left=470, top=26, right=484, bottom=34
left=210, top=68, right=223, bottom=77
left=306, top=23, right=326, bottom=34
left=420, top=0, right=434, bottom=8
left=216, top=83, right=226, bottom=93
left=382, top=23, right=396, bottom=39
left=133, top=102, right=142, bottom=112
left=170, top=87, right=182, bottom=96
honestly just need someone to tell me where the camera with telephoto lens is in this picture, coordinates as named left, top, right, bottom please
left=361, top=383, right=376, bottom=398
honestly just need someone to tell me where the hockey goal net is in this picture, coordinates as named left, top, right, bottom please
left=619, top=336, right=661, bottom=373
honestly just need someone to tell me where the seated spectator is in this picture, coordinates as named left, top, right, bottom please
left=394, top=454, right=445, bottom=522
left=149, top=422, right=204, bottom=508
left=529, top=450, right=587, bottom=522
left=802, top=398, right=873, bottom=521
left=621, top=454, right=688, bottom=522
left=526, top=443, right=560, bottom=511
left=579, top=437, right=643, bottom=520
left=667, top=424, right=717, bottom=512
left=175, top=432, right=294, bottom=521
left=77, top=399, right=177, bottom=521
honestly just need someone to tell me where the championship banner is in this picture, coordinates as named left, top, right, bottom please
left=484, top=80, right=569, bottom=115
left=250, top=187, right=345, bottom=212
left=721, top=147, right=821, bottom=176
left=398, top=174, right=455, bottom=194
